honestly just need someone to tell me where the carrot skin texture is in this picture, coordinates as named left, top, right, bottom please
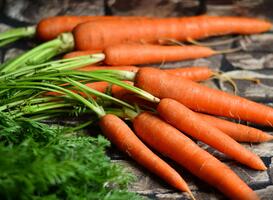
left=74, top=16, right=272, bottom=50
left=104, top=44, right=216, bottom=65
left=133, top=112, right=259, bottom=200
left=135, top=67, right=273, bottom=126
left=99, top=114, right=191, bottom=193
left=197, top=113, right=273, bottom=143
left=157, top=98, right=266, bottom=170
left=164, top=66, right=213, bottom=82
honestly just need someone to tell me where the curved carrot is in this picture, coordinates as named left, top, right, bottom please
left=73, top=16, right=271, bottom=50
left=63, top=50, right=102, bottom=59
left=133, top=112, right=259, bottom=200
left=197, top=113, right=273, bottom=143
left=135, top=67, right=273, bottom=126
left=157, top=98, right=266, bottom=170
left=99, top=114, right=192, bottom=195
left=103, top=44, right=216, bottom=65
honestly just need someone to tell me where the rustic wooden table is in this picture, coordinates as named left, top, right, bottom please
left=1, top=0, right=272, bottom=199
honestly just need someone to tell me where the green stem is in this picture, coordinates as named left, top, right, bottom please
left=89, top=70, right=136, bottom=81
left=0, top=32, right=74, bottom=73
left=64, top=77, right=135, bottom=110
left=11, top=102, right=72, bottom=119
left=73, top=71, right=160, bottom=103
left=0, top=37, right=19, bottom=47
left=0, top=26, right=36, bottom=47
left=0, top=96, right=59, bottom=112
left=0, top=54, right=104, bottom=81
left=0, top=81, right=106, bottom=118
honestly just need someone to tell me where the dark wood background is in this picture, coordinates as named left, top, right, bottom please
left=0, top=0, right=272, bottom=199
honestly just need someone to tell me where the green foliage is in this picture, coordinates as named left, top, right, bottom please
left=0, top=113, right=142, bottom=200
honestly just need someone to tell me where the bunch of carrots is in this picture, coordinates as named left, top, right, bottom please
left=1, top=14, right=273, bottom=200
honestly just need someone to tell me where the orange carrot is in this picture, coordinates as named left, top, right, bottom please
left=133, top=112, right=259, bottom=200
left=73, top=16, right=271, bottom=50
left=103, top=44, right=216, bottom=65
left=78, top=65, right=140, bottom=73
left=157, top=98, right=266, bottom=170
left=63, top=50, right=102, bottom=59
left=134, top=67, right=273, bottom=126
left=164, top=66, right=213, bottom=82
left=197, top=113, right=273, bottom=143
left=36, top=16, right=119, bottom=41
left=78, top=65, right=213, bottom=81
left=36, top=15, right=151, bottom=41
left=99, top=114, right=192, bottom=195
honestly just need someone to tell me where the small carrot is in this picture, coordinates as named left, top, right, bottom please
left=197, top=113, right=273, bottom=143
left=103, top=44, right=216, bottom=65
left=73, top=16, right=271, bottom=50
left=99, top=114, right=193, bottom=195
left=157, top=98, right=266, bottom=170
left=132, top=112, right=259, bottom=200
left=63, top=50, right=102, bottom=59
left=134, top=67, right=273, bottom=126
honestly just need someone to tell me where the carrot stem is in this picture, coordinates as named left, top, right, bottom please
left=0, top=26, right=36, bottom=47
left=0, top=32, right=74, bottom=73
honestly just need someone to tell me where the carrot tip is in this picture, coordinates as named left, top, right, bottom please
left=188, top=191, right=196, bottom=200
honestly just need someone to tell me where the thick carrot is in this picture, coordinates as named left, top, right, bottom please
left=134, top=67, right=273, bottom=126
left=73, top=16, right=271, bottom=50
left=197, top=113, right=273, bottom=143
left=103, top=44, right=216, bottom=65
left=63, top=50, right=102, bottom=59
left=99, top=114, right=192, bottom=195
left=133, top=112, right=259, bottom=200
left=157, top=98, right=266, bottom=170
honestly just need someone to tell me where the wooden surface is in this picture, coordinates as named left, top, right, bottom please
left=0, top=0, right=273, bottom=199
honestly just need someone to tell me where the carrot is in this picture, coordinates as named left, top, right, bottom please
left=63, top=50, right=102, bottom=59
left=103, top=44, right=216, bottom=65
left=37, top=16, right=115, bottom=41
left=157, top=98, right=266, bottom=170
left=99, top=114, right=193, bottom=196
left=37, top=15, right=153, bottom=41
left=78, top=66, right=140, bottom=73
left=134, top=67, right=273, bottom=126
left=78, top=65, right=213, bottom=81
left=132, top=112, right=259, bottom=200
left=197, top=113, right=273, bottom=143
left=164, top=66, right=213, bottom=82
left=73, top=16, right=271, bottom=50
